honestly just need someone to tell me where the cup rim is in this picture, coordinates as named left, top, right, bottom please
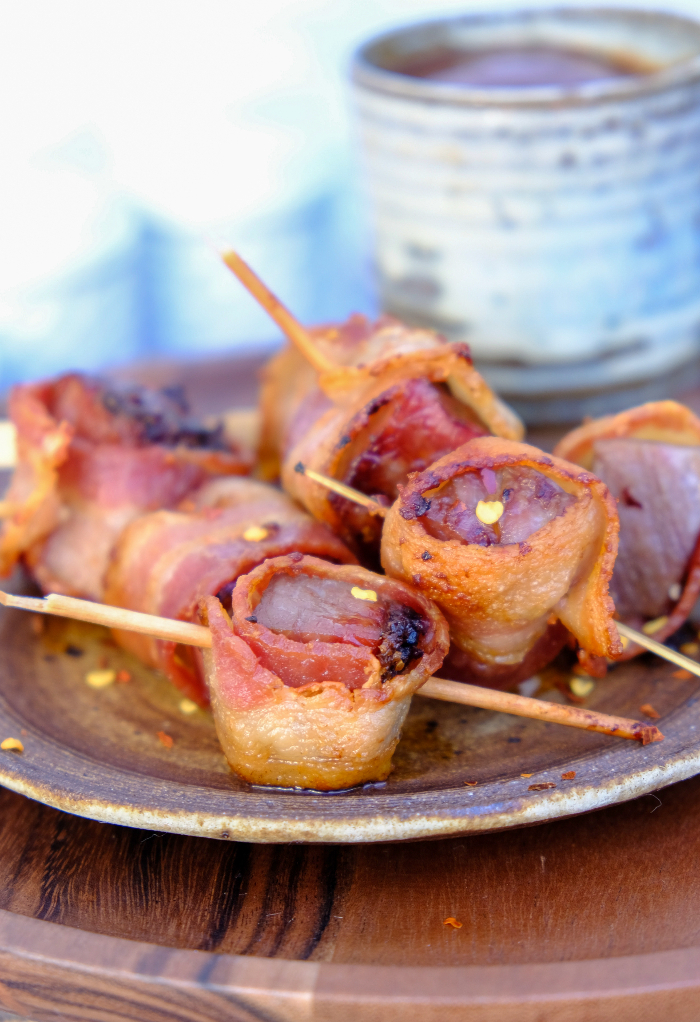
left=352, top=6, right=700, bottom=108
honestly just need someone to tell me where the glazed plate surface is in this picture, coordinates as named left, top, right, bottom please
left=0, top=588, right=698, bottom=843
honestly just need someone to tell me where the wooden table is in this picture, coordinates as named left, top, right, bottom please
left=0, top=776, right=700, bottom=1021
left=1, top=351, right=699, bottom=1021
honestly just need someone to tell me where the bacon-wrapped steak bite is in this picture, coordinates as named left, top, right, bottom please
left=258, top=314, right=373, bottom=481
left=554, top=401, right=700, bottom=647
left=105, top=479, right=356, bottom=705
left=203, top=553, right=449, bottom=789
left=0, top=374, right=251, bottom=600
left=381, top=437, right=621, bottom=686
left=281, top=331, right=523, bottom=561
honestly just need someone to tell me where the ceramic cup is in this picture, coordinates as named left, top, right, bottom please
left=352, top=8, right=700, bottom=422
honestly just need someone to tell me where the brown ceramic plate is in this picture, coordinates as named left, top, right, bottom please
left=0, top=581, right=698, bottom=844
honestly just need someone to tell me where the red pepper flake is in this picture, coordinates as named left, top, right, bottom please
left=520, top=773, right=533, bottom=778
left=640, top=703, right=661, bottom=720
left=529, top=782, right=557, bottom=791
left=672, top=669, right=692, bottom=680
left=156, top=731, right=174, bottom=749
left=443, top=917, right=462, bottom=929
left=116, top=669, right=132, bottom=683
left=463, top=781, right=478, bottom=787
left=561, top=770, right=576, bottom=780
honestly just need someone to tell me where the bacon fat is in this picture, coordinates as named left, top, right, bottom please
left=0, top=374, right=251, bottom=600
left=203, top=553, right=449, bottom=789
left=381, top=437, right=621, bottom=684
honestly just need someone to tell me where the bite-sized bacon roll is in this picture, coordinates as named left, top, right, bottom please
left=260, top=314, right=445, bottom=481
left=105, top=478, right=356, bottom=705
left=381, top=437, right=621, bottom=687
left=258, top=314, right=373, bottom=481
left=278, top=320, right=523, bottom=560
left=0, top=374, right=251, bottom=600
left=203, top=553, right=449, bottom=789
left=554, top=401, right=700, bottom=649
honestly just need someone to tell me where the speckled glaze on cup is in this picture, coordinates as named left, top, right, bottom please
left=352, top=8, right=700, bottom=422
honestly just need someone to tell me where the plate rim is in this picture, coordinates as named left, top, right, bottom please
left=0, top=675, right=697, bottom=843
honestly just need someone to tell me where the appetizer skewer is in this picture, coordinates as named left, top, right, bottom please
left=0, top=585, right=664, bottom=749
left=294, top=463, right=700, bottom=673
left=0, top=266, right=684, bottom=791
left=223, top=249, right=524, bottom=560
left=295, top=430, right=622, bottom=688
left=203, top=553, right=450, bottom=788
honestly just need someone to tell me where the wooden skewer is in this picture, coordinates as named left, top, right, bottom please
left=420, top=678, right=661, bottom=745
left=615, top=620, right=700, bottom=677
left=294, top=463, right=388, bottom=517
left=220, top=250, right=336, bottom=375
left=0, top=591, right=212, bottom=648
left=0, top=590, right=662, bottom=743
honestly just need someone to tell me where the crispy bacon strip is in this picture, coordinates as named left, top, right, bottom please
left=554, top=401, right=700, bottom=653
left=381, top=437, right=621, bottom=685
left=258, top=314, right=373, bottom=480
left=279, top=322, right=523, bottom=560
left=0, top=374, right=251, bottom=600
left=554, top=401, right=700, bottom=469
left=260, top=315, right=522, bottom=470
left=202, top=553, right=449, bottom=789
left=105, top=479, right=356, bottom=704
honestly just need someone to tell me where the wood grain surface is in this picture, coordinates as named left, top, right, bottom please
left=0, top=774, right=699, bottom=1020
left=0, top=775, right=698, bottom=966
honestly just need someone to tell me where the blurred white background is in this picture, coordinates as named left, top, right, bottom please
left=0, top=0, right=699, bottom=389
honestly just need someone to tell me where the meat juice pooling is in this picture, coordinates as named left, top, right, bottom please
left=352, top=8, right=700, bottom=423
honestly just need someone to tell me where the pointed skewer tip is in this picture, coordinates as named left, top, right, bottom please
left=219, top=250, right=335, bottom=374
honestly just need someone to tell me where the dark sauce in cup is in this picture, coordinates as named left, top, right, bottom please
left=397, top=45, right=655, bottom=87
